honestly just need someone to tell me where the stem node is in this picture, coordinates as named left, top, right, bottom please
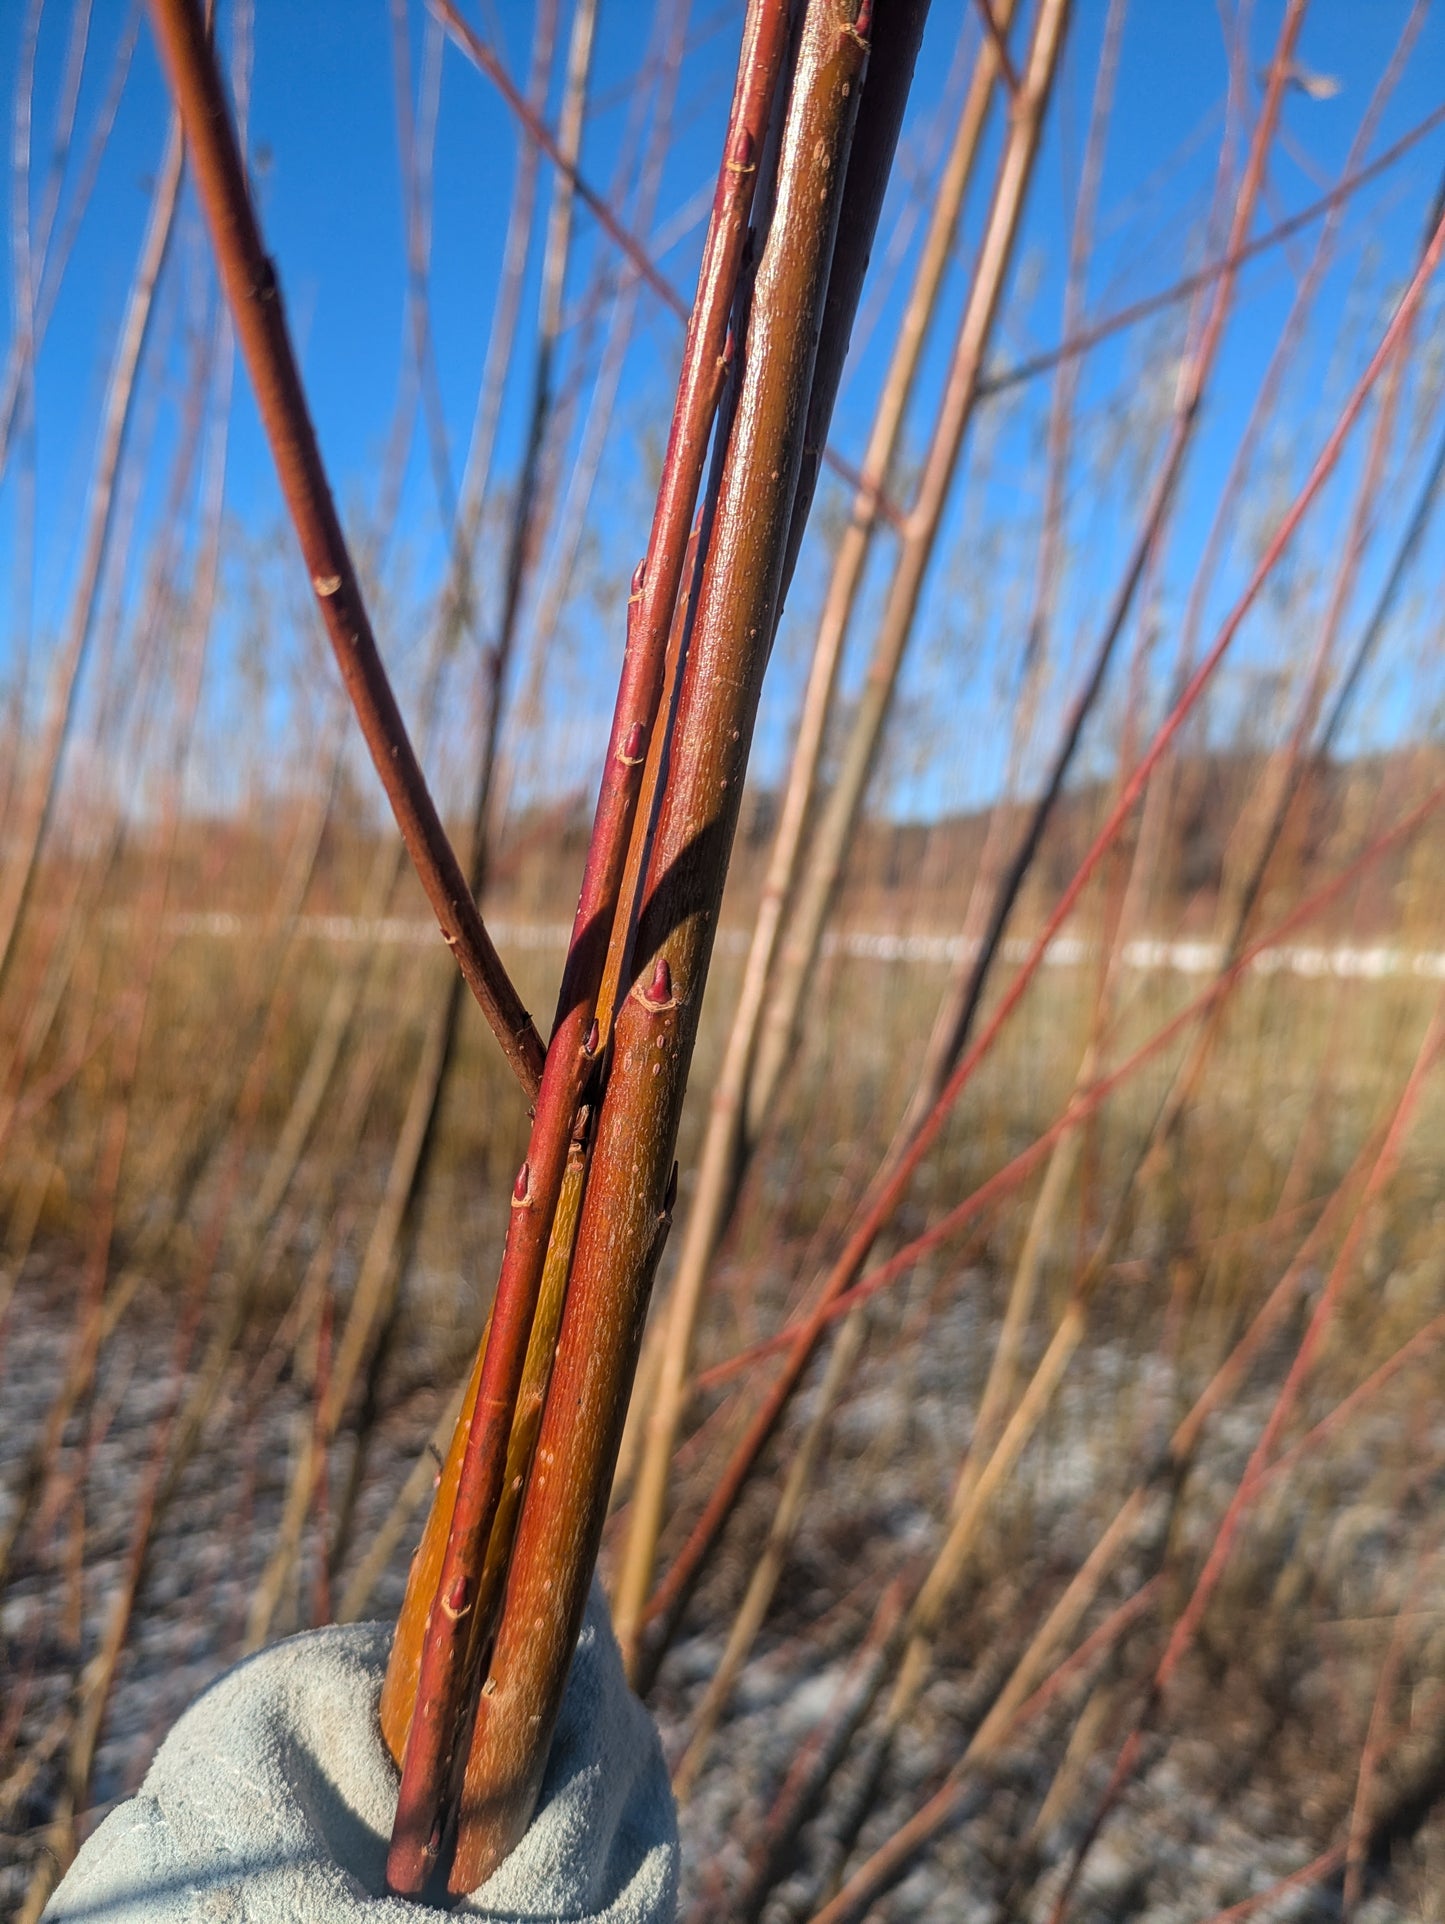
left=634, top=955, right=677, bottom=1011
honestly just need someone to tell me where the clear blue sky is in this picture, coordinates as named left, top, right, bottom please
left=4, top=1, right=1444, bottom=824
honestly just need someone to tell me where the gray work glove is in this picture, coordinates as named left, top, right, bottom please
left=45, top=1581, right=678, bottom=1923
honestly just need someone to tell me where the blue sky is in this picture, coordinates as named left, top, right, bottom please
left=4, top=1, right=1445, bottom=825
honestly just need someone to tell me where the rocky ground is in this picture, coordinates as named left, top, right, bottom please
left=2, top=1260, right=1442, bottom=1922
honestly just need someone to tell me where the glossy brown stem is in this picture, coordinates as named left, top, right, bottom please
left=444, top=2, right=927, bottom=1892
left=612, top=0, right=1024, bottom=1669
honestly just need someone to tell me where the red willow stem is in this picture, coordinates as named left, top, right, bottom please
left=1262, top=1306, right=1445, bottom=1490
left=144, top=0, right=546, bottom=1100
left=430, top=0, right=685, bottom=319
left=639, top=205, right=1445, bottom=1654
left=383, top=3, right=791, bottom=1893
left=978, top=97, right=1445, bottom=401
left=1202, top=1849, right=1348, bottom=1924
left=691, top=768, right=1445, bottom=1391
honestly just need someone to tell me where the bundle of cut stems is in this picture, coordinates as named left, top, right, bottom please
left=147, top=0, right=928, bottom=1898
left=393, top=5, right=929, bottom=1895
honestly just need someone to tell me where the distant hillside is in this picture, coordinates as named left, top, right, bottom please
left=32, top=747, right=1442, bottom=942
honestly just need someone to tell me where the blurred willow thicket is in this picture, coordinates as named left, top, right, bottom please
left=3, top=3, right=1445, bottom=1921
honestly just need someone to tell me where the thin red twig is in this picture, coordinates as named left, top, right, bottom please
left=1200, top=1849, right=1347, bottom=1924
left=696, top=768, right=1445, bottom=1390
left=979, top=99, right=1445, bottom=398
left=1044, top=995, right=1445, bottom=1924
left=145, top=0, right=546, bottom=1099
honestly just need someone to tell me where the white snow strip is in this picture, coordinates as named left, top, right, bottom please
left=155, top=912, right=1445, bottom=982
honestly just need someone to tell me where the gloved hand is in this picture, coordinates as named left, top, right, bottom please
left=44, top=1581, right=678, bottom=1923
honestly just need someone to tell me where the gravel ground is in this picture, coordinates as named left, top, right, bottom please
left=3, top=1262, right=1442, bottom=1922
